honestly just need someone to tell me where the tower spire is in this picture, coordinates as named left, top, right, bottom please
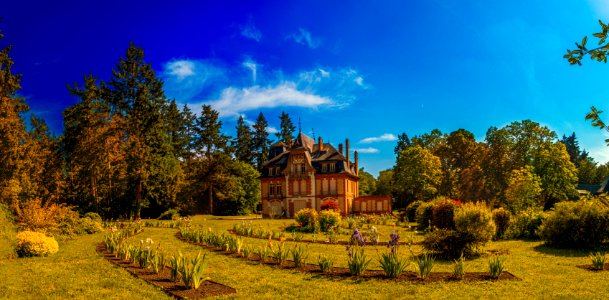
left=298, top=117, right=302, bottom=133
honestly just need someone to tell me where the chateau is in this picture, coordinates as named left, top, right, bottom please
left=260, top=133, right=360, bottom=217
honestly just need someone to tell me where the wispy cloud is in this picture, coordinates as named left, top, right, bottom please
left=161, top=59, right=225, bottom=104
left=241, top=114, right=278, bottom=134
left=287, top=28, right=320, bottom=49
left=359, top=133, right=397, bottom=144
left=240, top=17, right=262, bottom=42
left=162, top=56, right=367, bottom=117
left=589, top=0, right=609, bottom=18
left=242, top=58, right=259, bottom=83
left=208, top=83, right=333, bottom=117
left=352, top=147, right=380, bottom=154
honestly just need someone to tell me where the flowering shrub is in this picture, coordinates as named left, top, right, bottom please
left=431, top=200, right=457, bottom=229
left=318, top=210, right=341, bottom=232
left=539, top=201, right=609, bottom=248
left=492, top=208, right=512, bottom=239
left=320, top=200, right=340, bottom=211
left=415, top=201, right=435, bottom=230
left=15, top=230, right=59, bottom=257
left=294, top=208, right=318, bottom=232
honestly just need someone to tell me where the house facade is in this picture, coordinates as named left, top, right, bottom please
left=260, top=133, right=359, bottom=217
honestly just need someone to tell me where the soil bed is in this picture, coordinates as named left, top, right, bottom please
left=177, top=232, right=519, bottom=283
left=576, top=263, right=609, bottom=271
left=96, top=243, right=236, bottom=299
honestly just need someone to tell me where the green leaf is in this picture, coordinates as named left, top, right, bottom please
left=583, top=36, right=588, bottom=47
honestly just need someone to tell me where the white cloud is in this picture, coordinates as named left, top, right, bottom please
left=242, top=58, right=259, bottom=83
left=352, top=147, right=380, bottom=154
left=359, top=133, right=398, bottom=144
left=267, top=126, right=279, bottom=134
left=162, top=59, right=225, bottom=103
left=207, top=82, right=333, bottom=116
left=240, top=18, right=262, bottom=42
left=287, top=28, right=320, bottom=49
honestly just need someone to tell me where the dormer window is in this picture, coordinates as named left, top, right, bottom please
left=322, top=164, right=327, bottom=172
left=329, top=163, right=335, bottom=172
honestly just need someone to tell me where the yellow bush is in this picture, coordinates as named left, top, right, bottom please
left=15, top=230, right=59, bottom=257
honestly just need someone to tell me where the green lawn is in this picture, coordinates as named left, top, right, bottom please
left=2, top=215, right=609, bottom=299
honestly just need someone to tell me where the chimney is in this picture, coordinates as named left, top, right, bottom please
left=318, top=137, right=324, bottom=151
left=339, top=143, right=343, bottom=155
left=355, top=151, right=359, bottom=175
left=346, top=138, right=350, bottom=170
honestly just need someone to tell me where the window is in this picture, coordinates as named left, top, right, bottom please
left=277, top=183, right=282, bottom=196
left=276, top=167, right=280, bottom=175
left=322, top=164, right=327, bottom=172
left=269, top=184, right=274, bottom=195
left=301, top=164, right=306, bottom=173
left=329, top=163, right=335, bottom=172
left=269, top=168, right=274, bottom=176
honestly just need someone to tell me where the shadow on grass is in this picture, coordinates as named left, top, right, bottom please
left=532, top=244, right=590, bottom=258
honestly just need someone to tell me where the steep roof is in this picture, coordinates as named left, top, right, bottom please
left=261, top=133, right=357, bottom=177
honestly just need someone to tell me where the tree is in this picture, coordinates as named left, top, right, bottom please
left=394, top=133, right=411, bottom=160
left=375, top=169, right=394, bottom=196
left=233, top=115, right=255, bottom=165
left=0, top=30, right=31, bottom=208
left=504, top=166, right=542, bottom=213
left=393, top=145, right=443, bottom=200
left=577, top=157, right=598, bottom=184
left=276, top=111, right=296, bottom=144
left=193, top=104, right=229, bottom=214
left=533, top=142, right=578, bottom=203
left=252, top=112, right=271, bottom=169
left=213, top=160, right=261, bottom=215
left=358, top=168, right=377, bottom=196
left=105, top=43, right=179, bottom=218
left=565, top=21, right=609, bottom=146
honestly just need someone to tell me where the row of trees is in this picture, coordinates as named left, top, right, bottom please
left=0, top=33, right=302, bottom=218
left=363, top=122, right=609, bottom=213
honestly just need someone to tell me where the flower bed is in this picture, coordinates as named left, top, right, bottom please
left=177, top=228, right=520, bottom=283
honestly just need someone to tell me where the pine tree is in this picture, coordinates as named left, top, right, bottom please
left=193, top=104, right=229, bottom=214
left=252, top=112, right=271, bottom=169
left=276, top=111, right=296, bottom=144
left=234, top=115, right=255, bottom=165
left=105, top=43, right=179, bottom=218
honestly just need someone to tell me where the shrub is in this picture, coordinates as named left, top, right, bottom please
left=15, top=230, right=59, bottom=257
left=422, top=229, right=474, bottom=258
left=83, top=212, right=102, bottom=222
left=492, top=208, right=512, bottom=239
left=294, top=208, right=318, bottom=232
left=423, top=203, right=495, bottom=258
left=405, top=200, right=423, bottom=222
left=415, top=201, right=435, bottom=230
left=454, top=202, right=496, bottom=245
left=320, top=200, right=340, bottom=211
left=505, top=208, right=545, bottom=240
left=80, top=217, right=103, bottom=234
left=539, top=201, right=609, bottom=248
left=431, top=200, right=456, bottom=229
left=158, top=209, right=180, bottom=220
left=318, top=210, right=341, bottom=232
left=17, top=199, right=81, bottom=237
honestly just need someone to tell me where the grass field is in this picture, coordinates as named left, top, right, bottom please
left=1, top=215, right=609, bottom=299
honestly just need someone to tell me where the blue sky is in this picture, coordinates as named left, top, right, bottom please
left=3, top=0, right=609, bottom=175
